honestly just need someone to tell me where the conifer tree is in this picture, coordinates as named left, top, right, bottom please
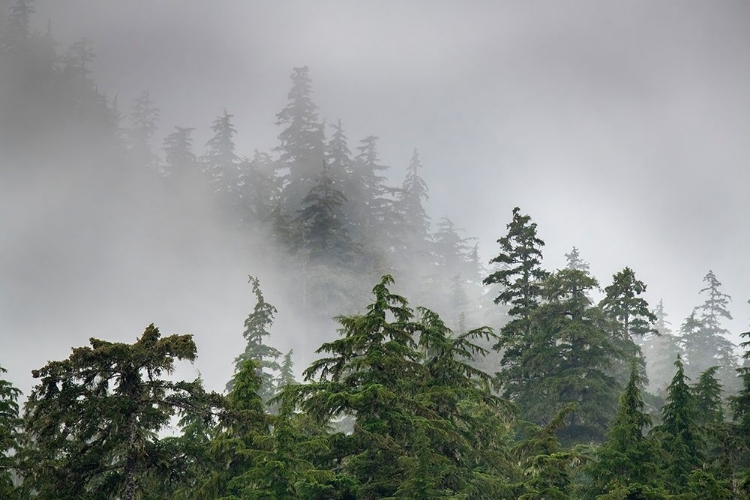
left=22, top=325, right=220, bottom=500
left=203, top=108, right=239, bottom=193
left=564, top=246, right=589, bottom=272
left=295, top=162, right=355, bottom=266
left=227, top=276, right=282, bottom=402
left=642, top=299, right=682, bottom=396
left=275, top=66, right=326, bottom=212
left=599, top=267, right=656, bottom=342
left=277, top=350, right=296, bottom=389
left=657, top=355, right=703, bottom=494
left=688, top=270, right=739, bottom=393
left=236, top=150, right=280, bottom=229
left=513, top=269, right=620, bottom=444
left=397, top=149, right=431, bottom=241
left=729, top=300, right=750, bottom=494
left=162, top=126, right=198, bottom=181
left=0, top=364, right=21, bottom=499
left=484, top=206, right=548, bottom=350
left=586, top=363, right=666, bottom=499
left=325, top=118, right=353, bottom=188
left=126, top=90, right=160, bottom=172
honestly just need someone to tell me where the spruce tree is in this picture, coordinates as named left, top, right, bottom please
left=642, top=299, right=682, bottom=397
left=227, top=276, right=282, bottom=402
left=586, top=363, right=666, bottom=499
left=657, top=355, right=703, bottom=494
left=126, top=90, right=160, bottom=172
left=564, top=246, right=589, bottom=272
left=275, top=66, right=326, bottom=212
left=203, top=108, right=239, bottom=194
left=689, top=270, right=740, bottom=393
left=162, top=126, right=198, bottom=181
left=236, top=150, right=281, bottom=229
left=599, top=267, right=656, bottom=342
left=0, top=364, right=21, bottom=499
left=22, top=325, right=220, bottom=500
left=484, top=206, right=548, bottom=352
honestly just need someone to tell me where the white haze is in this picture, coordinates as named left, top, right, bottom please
left=3, top=0, right=750, bottom=397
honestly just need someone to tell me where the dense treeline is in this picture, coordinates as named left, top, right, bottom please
left=3, top=1, right=750, bottom=498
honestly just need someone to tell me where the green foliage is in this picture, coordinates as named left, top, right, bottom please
left=22, top=324, right=222, bottom=500
left=586, top=363, right=665, bottom=498
left=655, top=355, right=703, bottom=494
left=227, top=276, right=282, bottom=402
left=0, top=364, right=21, bottom=498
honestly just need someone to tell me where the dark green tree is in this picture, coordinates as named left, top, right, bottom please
left=22, top=325, right=220, bottom=500
left=0, top=364, right=21, bottom=499
left=484, top=206, right=548, bottom=358
left=227, top=276, right=282, bottom=402
left=599, top=267, right=656, bottom=342
left=586, top=363, right=666, bottom=499
left=513, top=269, right=620, bottom=444
left=656, top=355, right=703, bottom=494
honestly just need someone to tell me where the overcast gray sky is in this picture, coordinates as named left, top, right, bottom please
left=5, top=0, right=749, bottom=395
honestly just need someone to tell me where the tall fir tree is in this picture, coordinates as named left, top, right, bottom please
left=586, top=363, right=666, bottom=499
left=656, top=355, right=703, bottom=494
left=484, top=207, right=548, bottom=363
left=642, top=299, right=683, bottom=397
left=22, top=325, right=220, bottom=500
left=126, top=90, right=160, bottom=172
left=0, top=364, right=21, bottom=499
left=689, top=270, right=740, bottom=394
left=275, top=66, right=326, bottom=212
left=162, top=126, right=199, bottom=182
left=227, top=276, right=282, bottom=402
left=564, top=246, right=589, bottom=272
left=203, top=108, right=239, bottom=195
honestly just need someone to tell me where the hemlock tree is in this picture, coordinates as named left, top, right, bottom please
left=162, top=125, right=199, bottom=182
left=729, top=300, right=750, bottom=494
left=564, top=246, right=589, bottom=272
left=227, top=276, right=282, bottom=402
left=599, top=267, right=655, bottom=387
left=203, top=108, right=239, bottom=195
left=22, top=325, right=220, bottom=500
left=691, top=271, right=739, bottom=393
left=586, top=363, right=666, bottom=499
left=484, top=206, right=548, bottom=355
left=642, top=300, right=682, bottom=396
left=514, top=269, right=620, bottom=444
left=126, top=90, right=160, bottom=171
left=295, top=276, right=513, bottom=498
left=0, top=364, right=21, bottom=499
left=275, top=66, right=326, bottom=212
left=656, top=355, right=703, bottom=494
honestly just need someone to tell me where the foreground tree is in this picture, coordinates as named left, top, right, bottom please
left=656, top=355, right=703, bottom=494
left=295, top=275, right=513, bottom=498
left=586, top=364, right=667, bottom=499
left=0, top=364, right=21, bottom=498
left=22, top=325, right=220, bottom=500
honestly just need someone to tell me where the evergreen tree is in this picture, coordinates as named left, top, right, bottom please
left=325, top=118, right=353, bottom=189
left=599, top=267, right=656, bottom=342
left=656, top=355, right=703, bottom=494
left=0, top=364, right=21, bottom=499
left=484, top=206, right=548, bottom=351
left=203, top=108, right=239, bottom=193
left=295, top=162, right=355, bottom=266
left=689, top=270, right=739, bottom=393
left=564, top=246, right=589, bottom=272
left=277, top=350, right=296, bottom=389
left=586, top=363, right=667, bottom=499
left=275, top=66, right=326, bottom=212
left=162, top=126, right=198, bottom=181
left=513, top=269, right=620, bottom=444
left=693, top=366, right=724, bottom=427
left=729, top=300, right=750, bottom=494
left=22, top=325, right=220, bottom=500
left=126, top=90, right=160, bottom=171
left=0, top=0, right=34, bottom=52
left=642, top=300, right=682, bottom=397
left=236, top=150, right=281, bottom=229
left=397, top=149, right=431, bottom=241
left=227, top=276, right=282, bottom=402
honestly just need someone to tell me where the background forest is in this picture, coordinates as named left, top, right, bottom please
left=2, top=1, right=750, bottom=498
